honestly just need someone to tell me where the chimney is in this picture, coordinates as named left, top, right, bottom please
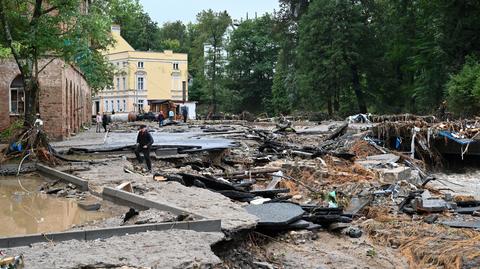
left=111, top=25, right=121, bottom=34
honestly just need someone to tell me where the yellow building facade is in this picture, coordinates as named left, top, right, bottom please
left=92, top=25, right=189, bottom=114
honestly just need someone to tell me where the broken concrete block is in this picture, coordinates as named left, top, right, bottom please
left=415, top=197, right=448, bottom=213
left=441, top=220, right=480, bottom=229
left=376, top=166, right=412, bottom=184
left=366, top=153, right=400, bottom=163
left=245, top=202, right=304, bottom=228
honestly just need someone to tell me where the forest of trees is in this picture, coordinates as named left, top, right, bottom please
left=111, top=0, right=480, bottom=117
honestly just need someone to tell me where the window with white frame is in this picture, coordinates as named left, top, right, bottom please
left=138, top=99, right=144, bottom=111
left=116, top=77, right=120, bottom=91
left=117, top=100, right=120, bottom=111
left=123, top=99, right=126, bottom=111
left=111, top=100, right=114, bottom=112
left=9, top=76, right=25, bottom=114
left=137, top=61, right=144, bottom=68
left=137, top=76, right=144, bottom=90
left=122, top=77, right=126, bottom=91
left=104, top=100, right=108, bottom=112
left=173, top=62, right=179, bottom=70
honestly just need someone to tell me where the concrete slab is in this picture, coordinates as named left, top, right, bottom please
left=3, top=230, right=224, bottom=269
left=245, top=203, right=305, bottom=227
left=37, top=164, right=89, bottom=191
left=376, top=166, right=412, bottom=184
left=441, top=220, right=480, bottom=229
left=143, top=182, right=258, bottom=233
left=51, top=129, right=238, bottom=154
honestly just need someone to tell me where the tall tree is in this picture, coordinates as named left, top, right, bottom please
left=297, top=0, right=381, bottom=115
left=159, top=21, right=188, bottom=52
left=110, top=0, right=161, bottom=51
left=0, top=0, right=114, bottom=126
left=196, top=10, right=231, bottom=115
left=226, top=15, right=279, bottom=113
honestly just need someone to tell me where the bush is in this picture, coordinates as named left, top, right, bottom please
left=446, top=57, right=480, bottom=116
left=0, top=120, right=23, bottom=143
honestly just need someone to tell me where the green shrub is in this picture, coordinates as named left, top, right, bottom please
left=446, top=57, right=480, bottom=116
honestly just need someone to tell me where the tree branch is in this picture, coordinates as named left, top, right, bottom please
left=37, top=57, right=57, bottom=75
left=42, top=5, right=58, bottom=15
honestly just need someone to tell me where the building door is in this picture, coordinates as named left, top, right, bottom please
left=95, top=101, right=100, bottom=115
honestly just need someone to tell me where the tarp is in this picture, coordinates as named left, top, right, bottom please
left=437, top=131, right=476, bottom=145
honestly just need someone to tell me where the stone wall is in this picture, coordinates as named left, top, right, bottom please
left=0, top=59, right=91, bottom=140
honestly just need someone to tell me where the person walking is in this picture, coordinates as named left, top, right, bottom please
left=158, top=111, right=165, bottom=127
left=95, top=113, right=102, bottom=133
left=168, top=109, right=174, bottom=122
left=102, top=113, right=108, bottom=132
left=182, top=106, right=188, bottom=123
left=135, top=124, right=154, bottom=172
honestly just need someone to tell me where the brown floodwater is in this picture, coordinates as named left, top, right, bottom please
left=0, top=175, right=111, bottom=237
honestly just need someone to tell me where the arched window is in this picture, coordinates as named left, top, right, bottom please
left=9, top=75, right=25, bottom=114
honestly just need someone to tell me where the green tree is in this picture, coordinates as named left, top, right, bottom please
left=110, top=0, right=161, bottom=51
left=298, top=0, right=378, bottom=115
left=446, top=57, right=480, bottom=116
left=196, top=9, right=231, bottom=115
left=226, top=15, right=279, bottom=113
left=0, top=0, right=114, bottom=126
left=159, top=21, right=188, bottom=52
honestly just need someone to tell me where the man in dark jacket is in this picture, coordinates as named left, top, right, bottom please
left=135, top=124, right=154, bottom=172
left=102, top=113, right=109, bottom=132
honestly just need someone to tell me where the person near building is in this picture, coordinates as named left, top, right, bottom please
left=182, top=106, right=188, bottom=123
left=96, top=113, right=102, bottom=133
left=168, top=109, right=175, bottom=122
left=158, top=111, right=165, bottom=127
left=102, top=113, right=109, bottom=132
left=135, top=124, right=154, bottom=172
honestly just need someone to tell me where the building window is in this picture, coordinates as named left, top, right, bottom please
left=138, top=99, right=144, bottom=111
left=137, top=76, right=144, bottom=90
left=111, top=100, right=114, bottom=112
left=122, top=77, right=126, bottom=91
left=105, top=100, right=108, bottom=112
left=116, top=77, right=120, bottom=91
left=9, top=76, right=25, bottom=114
left=123, top=61, right=127, bottom=67
left=138, top=61, right=144, bottom=68
left=117, top=100, right=120, bottom=111
left=123, top=99, right=126, bottom=111
left=173, top=62, right=179, bottom=70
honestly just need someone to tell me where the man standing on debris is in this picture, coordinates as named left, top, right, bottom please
left=135, top=124, right=154, bottom=172
left=96, top=113, right=102, bottom=133
left=102, top=113, right=109, bottom=132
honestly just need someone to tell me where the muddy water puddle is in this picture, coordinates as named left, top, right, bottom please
left=0, top=175, right=111, bottom=237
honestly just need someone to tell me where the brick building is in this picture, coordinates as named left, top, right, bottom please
left=0, top=59, right=91, bottom=140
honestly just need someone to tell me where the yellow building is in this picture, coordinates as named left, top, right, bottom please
left=93, top=25, right=189, bottom=115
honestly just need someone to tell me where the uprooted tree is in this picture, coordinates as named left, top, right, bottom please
left=0, top=0, right=114, bottom=157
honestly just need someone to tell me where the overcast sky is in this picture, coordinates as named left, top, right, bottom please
left=138, top=0, right=280, bottom=25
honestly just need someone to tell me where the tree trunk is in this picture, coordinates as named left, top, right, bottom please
left=327, top=96, right=333, bottom=116
left=350, top=64, right=367, bottom=113
left=334, top=90, right=340, bottom=112
left=212, top=45, right=217, bottom=116
left=23, top=78, right=40, bottom=127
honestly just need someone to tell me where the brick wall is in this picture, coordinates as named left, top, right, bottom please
left=0, top=59, right=92, bottom=141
